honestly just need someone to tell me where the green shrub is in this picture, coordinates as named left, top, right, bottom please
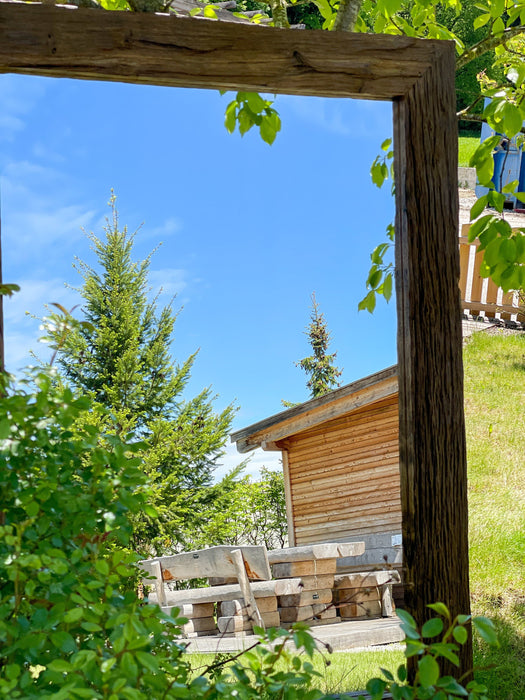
left=0, top=370, right=322, bottom=699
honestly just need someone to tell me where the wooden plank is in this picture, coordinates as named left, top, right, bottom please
left=296, top=574, right=334, bottom=591
left=175, top=603, right=215, bottom=619
left=461, top=300, right=522, bottom=316
left=231, top=548, right=264, bottom=630
left=147, top=577, right=303, bottom=606
left=217, top=611, right=280, bottom=633
left=288, top=446, right=399, bottom=482
left=339, top=600, right=382, bottom=619
left=281, top=397, right=398, bottom=449
left=333, top=588, right=381, bottom=604
left=234, top=372, right=398, bottom=451
left=271, top=559, right=337, bottom=578
left=220, top=597, right=278, bottom=616
left=294, top=513, right=402, bottom=538
left=182, top=616, right=217, bottom=634
left=0, top=6, right=443, bottom=99
left=290, top=461, right=400, bottom=493
left=287, top=433, right=399, bottom=470
left=282, top=401, right=398, bottom=451
left=292, top=478, right=401, bottom=512
left=281, top=451, right=296, bottom=547
left=267, top=542, right=364, bottom=564
left=394, top=46, right=472, bottom=675
left=140, top=545, right=271, bottom=583
left=334, top=571, right=399, bottom=588
left=296, top=518, right=403, bottom=544
left=294, top=500, right=402, bottom=526
left=279, top=604, right=336, bottom=622
left=278, top=588, right=332, bottom=607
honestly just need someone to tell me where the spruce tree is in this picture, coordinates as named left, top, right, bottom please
left=297, top=293, right=342, bottom=399
left=53, top=195, right=236, bottom=555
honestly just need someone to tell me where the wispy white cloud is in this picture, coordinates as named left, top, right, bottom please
left=0, top=76, right=47, bottom=142
left=1, top=161, right=97, bottom=261
left=143, top=217, right=182, bottom=241
left=148, top=268, right=188, bottom=299
left=283, top=96, right=391, bottom=139
left=214, top=441, right=282, bottom=482
left=3, top=278, right=81, bottom=375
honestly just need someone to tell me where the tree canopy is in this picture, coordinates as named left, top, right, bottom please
left=46, top=195, right=237, bottom=556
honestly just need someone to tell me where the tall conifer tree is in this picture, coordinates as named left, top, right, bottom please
left=297, top=293, right=342, bottom=399
left=54, top=195, right=236, bottom=555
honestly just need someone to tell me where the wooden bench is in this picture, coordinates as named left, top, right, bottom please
left=139, top=545, right=274, bottom=635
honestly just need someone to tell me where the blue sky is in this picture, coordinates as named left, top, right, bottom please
left=1, top=74, right=397, bottom=477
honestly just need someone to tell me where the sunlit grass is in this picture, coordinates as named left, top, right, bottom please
left=459, top=136, right=479, bottom=167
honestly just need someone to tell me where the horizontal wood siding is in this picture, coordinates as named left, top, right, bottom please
left=284, top=396, right=401, bottom=545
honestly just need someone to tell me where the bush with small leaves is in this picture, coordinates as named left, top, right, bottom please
left=0, top=368, right=325, bottom=699
left=361, top=602, right=499, bottom=700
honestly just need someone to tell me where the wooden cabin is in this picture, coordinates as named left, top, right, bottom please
left=231, top=367, right=402, bottom=572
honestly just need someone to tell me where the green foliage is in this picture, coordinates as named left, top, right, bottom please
left=0, top=368, right=326, bottom=699
left=193, top=467, right=288, bottom=549
left=360, top=603, right=498, bottom=700
left=0, top=369, right=192, bottom=698
left=224, top=92, right=281, bottom=145
left=291, top=293, right=342, bottom=399
left=45, top=195, right=236, bottom=556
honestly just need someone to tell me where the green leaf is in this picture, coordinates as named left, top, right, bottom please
left=64, top=608, right=83, bottom=623
left=436, top=676, right=468, bottom=695
left=366, top=677, right=388, bottom=700
left=383, top=273, right=393, bottom=302
left=502, top=102, right=523, bottom=138
left=260, top=119, right=277, bottom=146
left=369, top=269, right=383, bottom=289
left=397, top=609, right=418, bottom=628
left=358, top=291, right=376, bottom=314
left=452, top=626, right=468, bottom=644
left=418, top=654, right=440, bottom=688
left=470, top=195, right=488, bottom=220
left=51, top=631, right=77, bottom=653
left=48, top=659, right=72, bottom=673
left=473, top=616, right=499, bottom=646
left=246, top=92, right=266, bottom=113
left=0, top=283, right=21, bottom=297
left=381, top=138, right=392, bottom=151
left=473, top=12, right=490, bottom=28
left=421, top=617, right=444, bottom=638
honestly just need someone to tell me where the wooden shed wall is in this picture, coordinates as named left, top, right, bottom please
left=279, top=395, right=401, bottom=546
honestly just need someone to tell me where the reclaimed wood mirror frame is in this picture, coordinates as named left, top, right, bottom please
left=0, top=1, right=470, bottom=660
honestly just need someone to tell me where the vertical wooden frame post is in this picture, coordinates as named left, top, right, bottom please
left=394, top=51, right=471, bottom=666
left=0, top=4, right=471, bottom=671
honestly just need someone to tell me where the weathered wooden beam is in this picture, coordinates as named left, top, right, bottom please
left=267, top=542, right=364, bottom=564
left=140, top=545, right=271, bottom=583
left=393, top=45, right=471, bottom=673
left=233, top=370, right=398, bottom=452
left=1, top=3, right=442, bottom=100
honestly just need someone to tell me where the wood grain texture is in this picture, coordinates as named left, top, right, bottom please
left=0, top=4, right=448, bottom=99
left=285, top=397, right=401, bottom=543
left=393, top=48, right=471, bottom=674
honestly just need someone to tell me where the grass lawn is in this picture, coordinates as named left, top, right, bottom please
left=459, top=135, right=479, bottom=167
left=464, top=331, right=525, bottom=699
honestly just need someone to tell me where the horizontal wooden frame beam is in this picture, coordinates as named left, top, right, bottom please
left=1, top=2, right=448, bottom=100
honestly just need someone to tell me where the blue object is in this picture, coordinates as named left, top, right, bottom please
left=475, top=98, right=524, bottom=207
